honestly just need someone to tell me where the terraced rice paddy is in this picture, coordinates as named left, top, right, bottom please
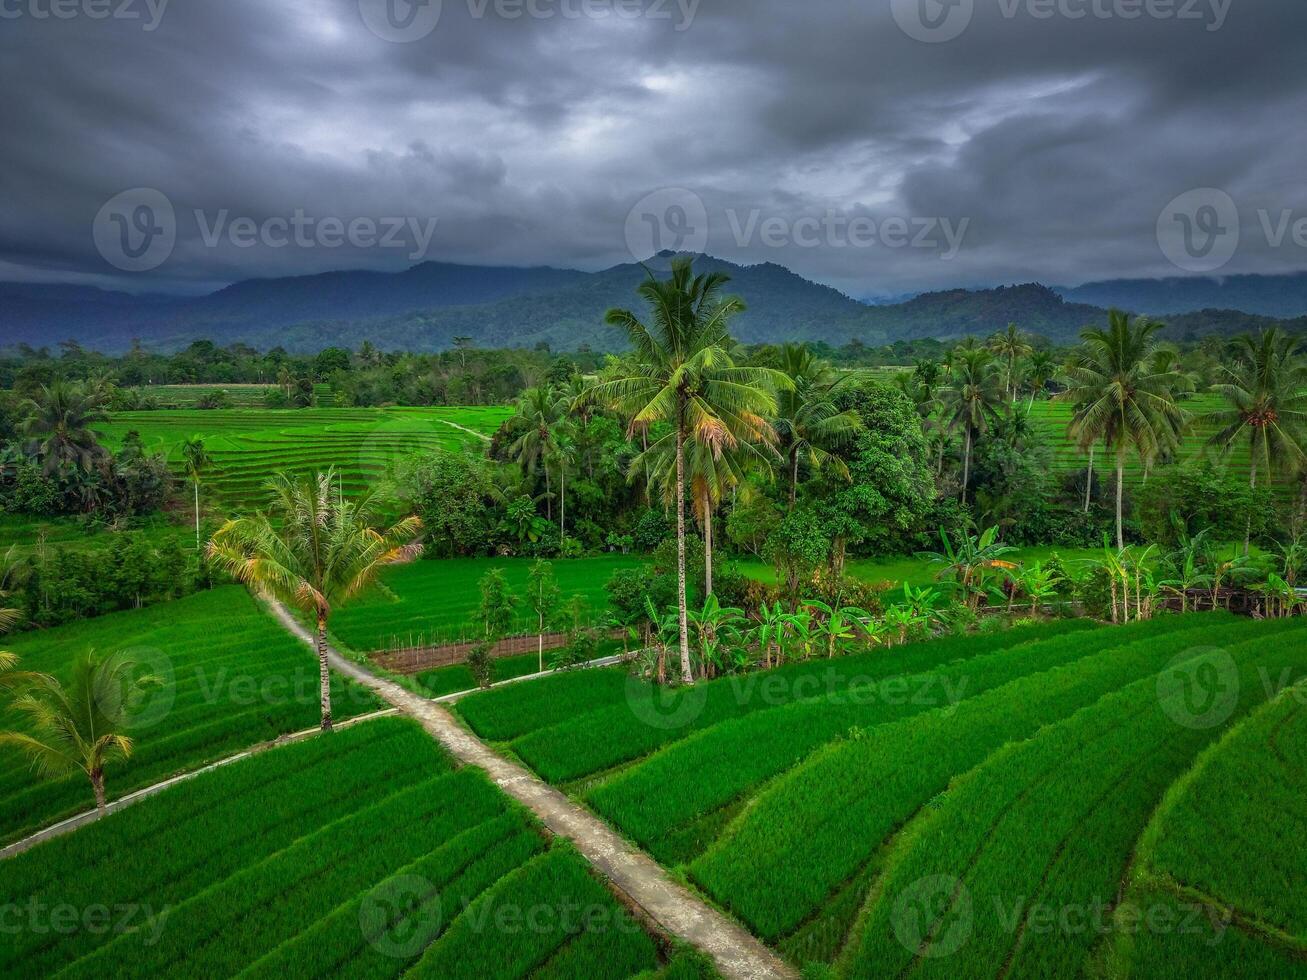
left=330, top=556, right=646, bottom=651
left=454, top=612, right=1307, bottom=976
left=1106, top=678, right=1307, bottom=978
left=0, top=719, right=664, bottom=979
left=0, top=587, right=379, bottom=844
left=95, top=406, right=510, bottom=511
left=1026, top=394, right=1254, bottom=485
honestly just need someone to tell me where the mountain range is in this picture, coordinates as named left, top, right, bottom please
left=3, top=257, right=1307, bottom=354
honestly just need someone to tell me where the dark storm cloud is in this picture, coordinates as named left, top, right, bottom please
left=1, top=0, right=1305, bottom=296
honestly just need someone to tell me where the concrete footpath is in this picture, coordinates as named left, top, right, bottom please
left=267, top=601, right=796, bottom=980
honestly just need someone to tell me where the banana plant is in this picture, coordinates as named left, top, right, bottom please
left=752, top=601, right=796, bottom=668
left=805, top=600, right=872, bottom=658
left=688, top=594, right=747, bottom=678
left=1019, top=562, right=1063, bottom=616
left=918, top=526, right=1017, bottom=611
left=881, top=604, right=921, bottom=647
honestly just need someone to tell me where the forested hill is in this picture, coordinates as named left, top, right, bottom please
left=3, top=256, right=1306, bottom=353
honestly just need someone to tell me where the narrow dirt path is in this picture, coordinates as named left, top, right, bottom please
left=432, top=417, right=491, bottom=441
left=267, top=601, right=796, bottom=980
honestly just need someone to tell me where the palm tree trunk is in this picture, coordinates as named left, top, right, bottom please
left=1084, top=445, right=1095, bottom=513
left=194, top=481, right=201, bottom=550
left=675, top=425, right=693, bottom=685
left=1115, top=454, right=1125, bottom=551
left=317, top=617, right=333, bottom=731
left=789, top=449, right=800, bottom=511
left=1245, top=459, right=1257, bottom=556
left=544, top=468, right=552, bottom=522
left=538, top=612, right=545, bottom=673
left=703, top=499, right=714, bottom=599
left=560, top=463, right=566, bottom=544
left=961, top=428, right=972, bottom=504
left=91, top=769, right=106, bottom=813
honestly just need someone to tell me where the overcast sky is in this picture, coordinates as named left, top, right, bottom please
left=2, top=0, right=1305, bottom=298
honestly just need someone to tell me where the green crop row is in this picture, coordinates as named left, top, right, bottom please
left=0, top=720, right=438, bottom=975
left=689, top=614, right=1274, bottom=943
left=2, top=716, right=667, bottom=979
left=844, top=622, right=1307, bottom=979
left=407, top=844, right=658, bottom=979
left=1105, top=680, right=1307, bottom=977
left=242, top=812, right=544, bottom=980
left=0, top=587, right=380, bottom=844
left=585, top=620, right=1122, bottom=866
left=506, top=621, right=1098, bottom=786
left=59, top=768, right=507, bottom=978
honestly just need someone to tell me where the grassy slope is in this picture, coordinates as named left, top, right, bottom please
left=0, top=586, right=379, bottom=844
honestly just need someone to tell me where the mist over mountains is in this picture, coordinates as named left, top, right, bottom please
left=3, top=258, right=1307, bottom=354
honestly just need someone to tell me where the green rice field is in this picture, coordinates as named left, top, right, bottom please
left=94, top=406, right=511, bottom=511
left=0, top=587, right=379, bottom=844
left=454, top=612, right=1307, bottom=976
left=0, top=718, right=663, bottom=979
left=330, top=555, right=647, bottom=651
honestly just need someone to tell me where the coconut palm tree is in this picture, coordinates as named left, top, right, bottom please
left=1058, top=311, right=1189, bottom=549
left=18, top=381, right=110, bottom=478
left=640, top=425, right=772, bottom=599
left=771, top=343, right=863, bottom=509
left=508, top=386, right=563, bottom=521
left=180, top=435, right=212, bottom=550
left=1205, top=328, right=1307, bottom=554
left=207, top=470, right=423, bottom=730
left=594, top=257, right=789, bottom=685
left=990, top=323, right=1033, bottom=402
left=0, top=650, right=156, bottom=812
left=940, top=348, right=1003, bottom=504
left=1024, top=349, right=1059, bottom=410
